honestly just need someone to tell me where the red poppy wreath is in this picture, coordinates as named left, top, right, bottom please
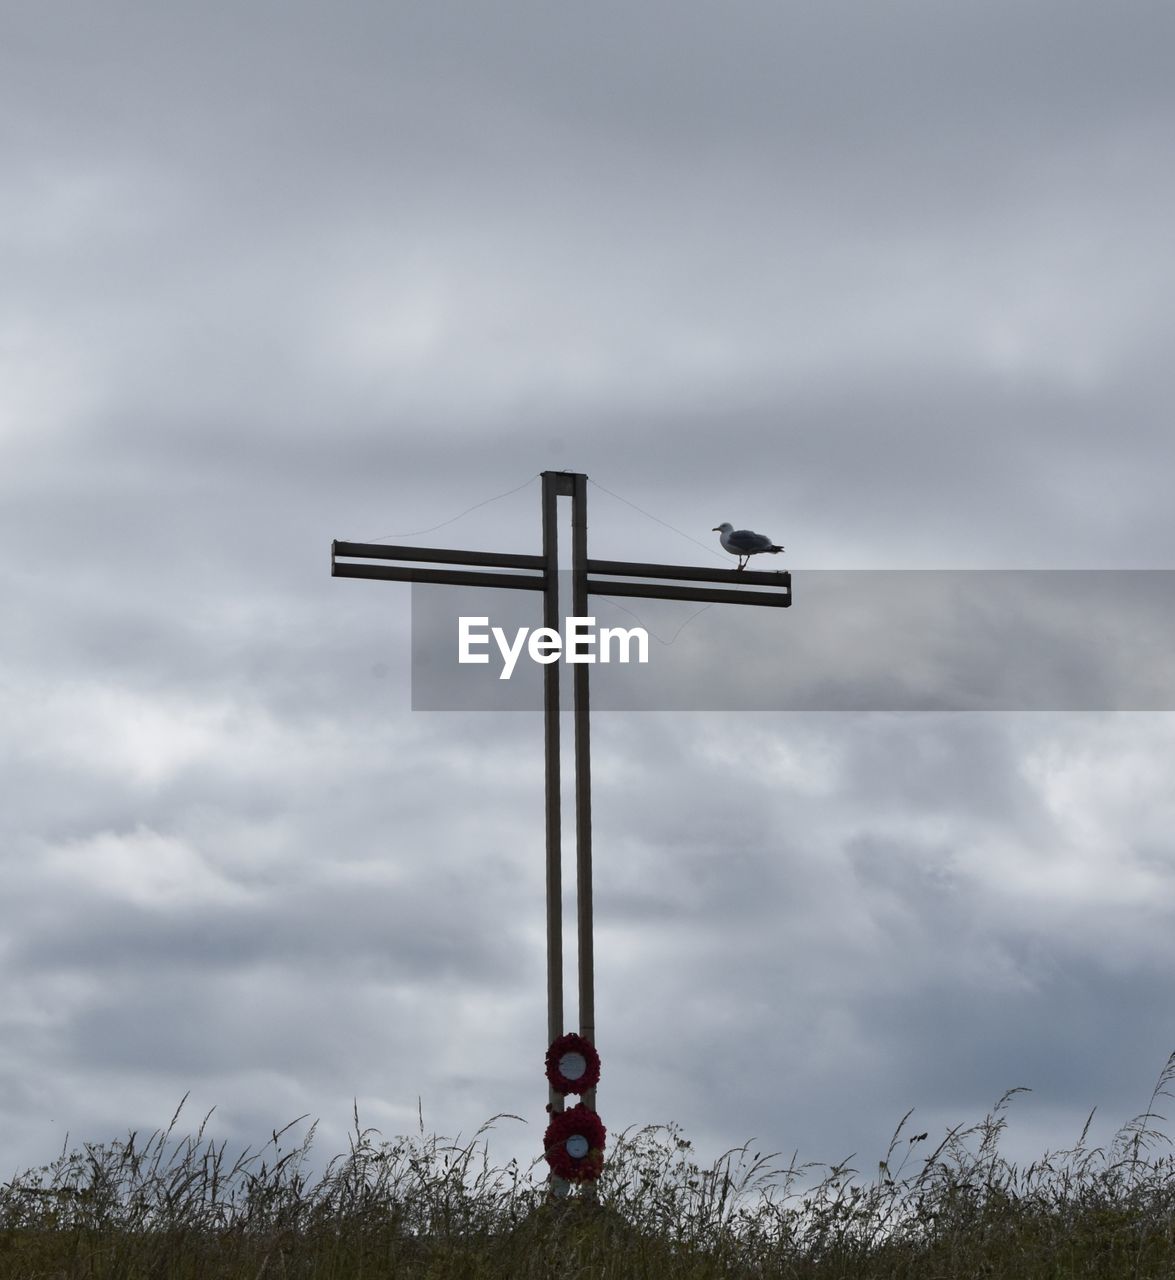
left=544, top=1103, right=606, bottom=1182
left=544, top=1032, right=601, bottom=1095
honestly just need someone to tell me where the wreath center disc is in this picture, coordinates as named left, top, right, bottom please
left=545, top=1033, right=600, bottom=1096
left=565, top=1134, right=589, bottom=1158
left=558, top=1051, right=587, bottom=1080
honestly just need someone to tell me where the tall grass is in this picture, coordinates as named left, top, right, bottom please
left=3, top=1053, right=1175, bottom=1277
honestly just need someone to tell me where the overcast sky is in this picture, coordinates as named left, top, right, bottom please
left=4, top=2, right=1175, bottom=1191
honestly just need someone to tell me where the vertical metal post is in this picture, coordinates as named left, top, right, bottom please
left=571, top=474, right=595, bottom=1114
left=541, top=472, right=564, bottom=1118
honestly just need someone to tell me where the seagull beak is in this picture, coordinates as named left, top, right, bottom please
left=711, top=526, right=720, bottom=532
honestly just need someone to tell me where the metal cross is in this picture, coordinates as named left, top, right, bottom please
left=331, top=470, right=791, bottom=1185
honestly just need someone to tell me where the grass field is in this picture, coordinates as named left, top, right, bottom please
left=3, top=1054, right=1175, bottom=1278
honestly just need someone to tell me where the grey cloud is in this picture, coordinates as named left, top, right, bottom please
left=3, top=0, right=1175, bottom=1192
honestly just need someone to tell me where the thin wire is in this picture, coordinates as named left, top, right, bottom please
left=354, top=469, right=725, bottom=645
left=361, top=474, right=539, bottom=542
left=587, top=477, right=729, bottom=563
left=586, top=474, right=733, bottom=644
left=593, top=594, right=715, bottom=647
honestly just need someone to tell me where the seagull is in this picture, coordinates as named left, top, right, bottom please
left=713, top=522, right=785, bottom=571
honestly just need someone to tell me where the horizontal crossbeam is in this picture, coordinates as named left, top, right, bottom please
left=332, top=544, right=791, bottom=603
left=587, top=558, right=789, bottom=587
left=333, top=540, right=545, bottom=571
left=585, top=578, right=791, bottom=607
left=333, top=562, right=545, bottom=591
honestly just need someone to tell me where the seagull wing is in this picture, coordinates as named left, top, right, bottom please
left=727, top=529, right=773, bottom=553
